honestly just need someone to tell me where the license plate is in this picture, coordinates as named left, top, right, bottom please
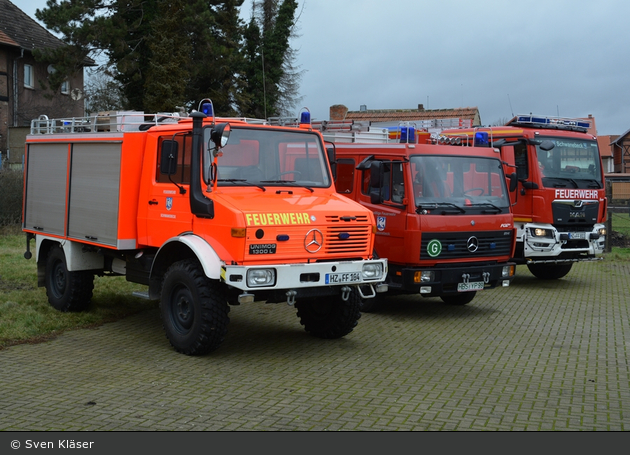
left=326, top=272, right=361, bottom=284
left=568, top=232, right=585, bottom=240
left=457, top=281, right=484, bottom=292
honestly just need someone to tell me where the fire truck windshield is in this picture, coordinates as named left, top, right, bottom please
left=535, top=138, right=602, bottom=189
left=410, top=155, right=510, bottom=213
left=205, top=127, right=332, bottom=188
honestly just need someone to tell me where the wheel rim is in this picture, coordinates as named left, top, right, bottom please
left=51, top=260, right=67, bottom=299
left=169, top=285, right=195, bottom=334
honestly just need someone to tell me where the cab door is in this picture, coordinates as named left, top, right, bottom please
left=144, top=134, right=194, bottom=246
left=362, top=160, right=408, bottom=263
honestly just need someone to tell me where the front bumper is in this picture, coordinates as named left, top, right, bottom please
left=385, top=262, right=515, bottom=297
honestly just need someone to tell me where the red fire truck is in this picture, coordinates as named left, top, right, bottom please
left=22, top=105, right=387, bottom=355
left=441, top=114, right=607, bottom=279
left=307, top=121, right=517, bottom=310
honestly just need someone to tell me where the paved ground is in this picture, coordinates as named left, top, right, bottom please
left=1, top=260, right=629, bottom=431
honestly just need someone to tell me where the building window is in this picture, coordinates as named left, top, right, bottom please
left=24, top=64, right=34, bottom=89
left=61, top=81, right=69, bottom=94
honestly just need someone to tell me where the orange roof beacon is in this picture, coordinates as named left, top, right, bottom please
left=441, top=114, right=607, bottom=279
left=22, top=103, right=387, bottom=355
left=274, top=118, right=517, bottom=311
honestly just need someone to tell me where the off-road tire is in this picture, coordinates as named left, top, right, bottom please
left=527, top=263, right=573, bottom=280
left=44, top=245, right=94, bottom=312
left=359, top=290, right=384, bottom=313
left=295, top=287, right=362, bottom=339
left=160, top=259, right=230, bottom=355
left=440, top=291, right=476, bottom=306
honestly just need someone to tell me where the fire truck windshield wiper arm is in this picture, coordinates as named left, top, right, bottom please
left=472, top=202, right=503, bottom=213
left=416, top=202, right=466, bottom=214
left=260, top=180, right=314, bottom=192
left=217, top=179, right=266, bottom=191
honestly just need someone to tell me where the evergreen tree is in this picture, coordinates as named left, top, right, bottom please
left=241, top=0, right=302, bottom=118
left=34, top=0, right=300, bottom=115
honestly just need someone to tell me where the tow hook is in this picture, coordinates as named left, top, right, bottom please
left=286, top=290, right=297, bottom=306
left=341, top=286, right=352, bottom=301
left=483, top=272, right=491, bottom=283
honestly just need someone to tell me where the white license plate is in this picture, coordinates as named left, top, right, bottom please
left=457, top=281, right=485, bottom=292
left=326, top=272, right=361, bottom=284
left=569, top=232, right=586, bottom=240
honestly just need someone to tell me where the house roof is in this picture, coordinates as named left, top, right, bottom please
left=0, top=0, right=67, bottom=51
left=337, top=106, right=480, bottom=123
left=597, top=135, right=615, bottom=158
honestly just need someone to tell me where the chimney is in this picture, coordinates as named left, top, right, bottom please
left=330, top=104, right=349, bottom=121
left=418, top=104, right=424, bottom=111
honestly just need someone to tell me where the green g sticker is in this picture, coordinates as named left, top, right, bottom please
left=427, top=239, right=442, bottom=258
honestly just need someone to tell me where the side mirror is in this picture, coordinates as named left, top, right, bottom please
left=160, top=140, right=178, bottom=175
left=539, top=140, right=555, bottom=151
left=508, top=172, right=518, bottom=192
left=327, top=146, right=337, bottom=180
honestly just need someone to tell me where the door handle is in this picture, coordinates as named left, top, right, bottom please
left=149, top=200, right=158, bottom=205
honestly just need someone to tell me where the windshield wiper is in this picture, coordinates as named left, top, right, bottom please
left=260, top=180, right=314, bottom=192
left=472, top=202, right=504, bottom=213
left=584, top=179, right=602, bottom=188
left=217, top=178, right=266, bottom=191
left=416, top=202, right=466, bottom=214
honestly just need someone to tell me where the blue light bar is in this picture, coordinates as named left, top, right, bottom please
left=300, top=111, right=311, bottom=125
left=511, top=114, right=591, bottom=131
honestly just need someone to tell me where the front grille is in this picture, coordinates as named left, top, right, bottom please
left=420, top=231, right=513, bottom=260
left=246, top=224, right=371, bottom=258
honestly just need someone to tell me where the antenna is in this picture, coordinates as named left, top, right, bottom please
left=507, top=94, right=514, bottom=117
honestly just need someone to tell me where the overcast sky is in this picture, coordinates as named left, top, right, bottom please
left=12, top=0, right=630, bottom=136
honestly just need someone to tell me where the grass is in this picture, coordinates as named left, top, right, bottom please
left=0, top=230, right=157, bottom=350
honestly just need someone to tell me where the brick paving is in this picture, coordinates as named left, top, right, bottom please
left=0, top=260, right=629, bottom=431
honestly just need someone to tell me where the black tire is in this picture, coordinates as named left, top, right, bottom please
left=527, top=263, right=573, bottom=280
left=160, top=259, right=230, bottom=355
left=44, top=245, right=94, bottom=312
left=295, top=287, right=362, bottom=339
left=359, top=290, right=384, bottom=313
left=440, top=291, right=476, bottom=306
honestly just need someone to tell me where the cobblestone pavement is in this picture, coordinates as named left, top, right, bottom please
left=1, top=260, right=629, bottom=431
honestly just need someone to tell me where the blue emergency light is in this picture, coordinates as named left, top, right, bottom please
left=474, top=131, right=489, bottom=147
left=300, top=109, right=311, bottom=126
left=201, top=102, right=214, bottom=117
left=400, top=126, right=416, bottom=143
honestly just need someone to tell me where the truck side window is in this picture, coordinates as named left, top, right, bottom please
left=514, top=143, right=529, bottom=180
left=335, top=159, right=355, bottom=194
left=390, top=162, right=405, bottom=204
left=157, top=135, right=192, bottom=184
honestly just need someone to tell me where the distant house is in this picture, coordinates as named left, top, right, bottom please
left=0, top=0, right=94, bottom=168
left=611, top=130, right=630, bottom=174
left=329, top=104, right=482, bottom=132
left=597, top=135, right=616, bottom=174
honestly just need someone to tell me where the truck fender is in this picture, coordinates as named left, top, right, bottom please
left=34, top=236, right=104, bottom=287
left=149, top=235, right=223, bottom=299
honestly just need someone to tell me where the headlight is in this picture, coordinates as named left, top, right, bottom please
left=502, top=265, right=515, bottom=278
left=414, top=271, right=435, bottom=283
left=246, top=268, right=276, bottom=287
left=598, top=228, right=607, bottom=236
left=362, top=263, right=384, bottom=280
left=531, top=228, right=553, bottom=238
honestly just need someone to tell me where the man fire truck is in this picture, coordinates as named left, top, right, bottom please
left=441, top=114, right=607, bottom=279
left=21, top=104, right=387, bottom=355
left=295, top=120, right=517, bottom=310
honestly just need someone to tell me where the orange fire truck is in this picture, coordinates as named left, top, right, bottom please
left=297, top=120, right=517, bottom=310
left=441, top=114, right=607, bottom=279
left=21, top=104, right=387, bottom=355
